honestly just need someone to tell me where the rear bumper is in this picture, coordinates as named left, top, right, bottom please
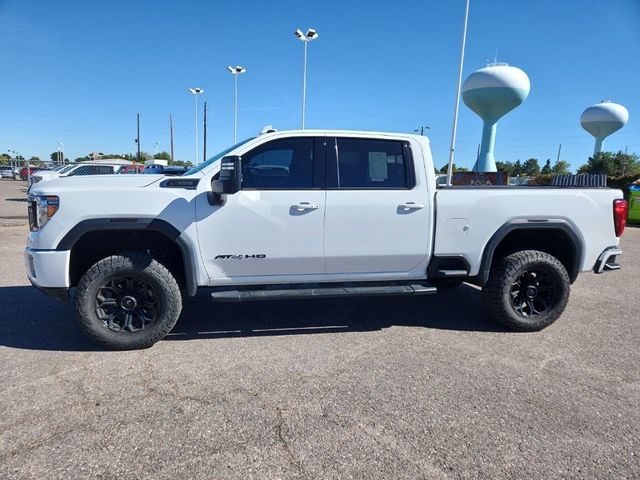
left=594, top=246, right=622, bottom=274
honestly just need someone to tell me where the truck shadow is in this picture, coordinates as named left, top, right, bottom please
left=0, top=284, right=507, bottom=352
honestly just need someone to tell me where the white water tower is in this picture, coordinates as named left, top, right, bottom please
left=580, top=101, right=629, bottom=155
left=462, top=64, right=530, bottom=172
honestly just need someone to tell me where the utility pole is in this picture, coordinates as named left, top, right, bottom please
left=556, top=143, right=562, bottom=164
left=136, top=113, right=141, bottom=163
left=203, top=101, right=207, bottom=162
left=169, top=114, right=174, bottom=163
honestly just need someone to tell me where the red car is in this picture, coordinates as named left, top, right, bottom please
left=19, top=166, right=47, bottom=181
left=119, top=164, right=145, bottom=174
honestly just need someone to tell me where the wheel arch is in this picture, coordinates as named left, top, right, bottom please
left=477, top=219, right=584, bottom=286
left=58, top=218, right=198, bottom=297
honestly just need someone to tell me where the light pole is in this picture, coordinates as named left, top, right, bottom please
left=294, top=28, right=318, bottom=129
left=414, top=126, right=430, bottom=136
left=189, top=87, right=204, bottom=164
left=227, top=65, right=246, bottom=143
left=446, top=0, right=470, bottom=186
left=58, top=142, right=64, bottom=165
left=9, top=149, right=27, bottom=184
left=8, top=149, right=20, bottom=181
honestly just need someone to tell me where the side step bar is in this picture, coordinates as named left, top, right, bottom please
left=211, top=282, right=437, bottom=303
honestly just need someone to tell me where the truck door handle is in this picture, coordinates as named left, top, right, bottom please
left=399, top=202, right=424, bottom=210
left=292, top=202, right=319, bottom=211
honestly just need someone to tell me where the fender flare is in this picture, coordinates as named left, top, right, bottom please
left=478, top=218, right=584, bottom=285
left=57, top=218, right=198, bottom=297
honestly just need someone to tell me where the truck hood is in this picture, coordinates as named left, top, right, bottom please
left=29, top=174, right=165, bottom=195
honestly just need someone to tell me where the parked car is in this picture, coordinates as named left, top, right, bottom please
left=25, top=129, right=627, bottom=349
left=19, top=166, right=48, bottom=181
left=143, top=164, right=188, bottom=176
left=30, top=162, right=135, bottom=186
left=0, top=166, right=15, bottom=178
left=119, top=165, right=145, bottom=174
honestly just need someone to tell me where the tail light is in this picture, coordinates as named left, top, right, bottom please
left=613, top=199, right=628, bottom=237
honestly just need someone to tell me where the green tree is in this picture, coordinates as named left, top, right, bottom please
left=523, top=158, right=541, bottom=176
left=512, top=160, right=523, bottom=176
left=438, top=164, right=469, bottom=174
left=154, top=151, right=171, bottom=161
left=170, top=160, right=193, bottom=168
left=577, top=151, right=640, bottom=176
left=0, top=153, right=11, bottom=165
left=495, top=161, right=514, bottom=176
left=552, top=159, right=571, bottom=175
left=541, top=159, right=552, bottom=175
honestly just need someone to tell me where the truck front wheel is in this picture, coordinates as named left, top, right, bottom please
left=484, top=250, right=570, bottom=331
left=74, top=252, right=182, bottom=349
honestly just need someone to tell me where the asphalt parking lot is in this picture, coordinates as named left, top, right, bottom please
left=0, top=184, right=639, bottom=479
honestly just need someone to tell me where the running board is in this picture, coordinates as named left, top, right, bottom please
left=210, top=282, right=437, bottom=302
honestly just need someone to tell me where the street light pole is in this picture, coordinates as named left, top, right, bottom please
left=227, top=66, right=246, bottom=143
left=294, top=28, right=318, bottom=130
left=189, top=87, right=204, bottom=164
left=446, top=0, right=470, bottom=186
left=414, top=126, right=430, bottom=136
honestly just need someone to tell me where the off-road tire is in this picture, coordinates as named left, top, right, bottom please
left=484, top=250, right=570, bottom=331
left=74, top=252, right=182, bottom=349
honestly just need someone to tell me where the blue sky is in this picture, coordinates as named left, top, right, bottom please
left=1, top=0, right=638, bottom=170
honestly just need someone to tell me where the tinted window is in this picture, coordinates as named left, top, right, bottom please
left=336, top=138, right=410, bottom=188
left=242, top=138, right=314, bottom=189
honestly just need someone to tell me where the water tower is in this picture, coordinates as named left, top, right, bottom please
left=580, top=101, right=629, bottom=155
left=462, top=64, right=530, bottom=172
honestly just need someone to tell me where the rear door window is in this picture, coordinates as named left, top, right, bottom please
left=334, top=138, right=413, bottom=189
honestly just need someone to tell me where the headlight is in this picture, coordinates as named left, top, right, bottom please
left=28, top=195, right=59, bottom=232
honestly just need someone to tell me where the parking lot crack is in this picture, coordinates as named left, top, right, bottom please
left=275, top=406, right=305, bottom=478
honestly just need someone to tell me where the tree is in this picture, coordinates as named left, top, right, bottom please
left=522, top=158, right=541, bottom=176
left=154, top=151, right=171, bottom=161
left=438, top=164, right=469, bottom=174
left=495, top=161, right=514, bottom=176
left=512, top=160, right=523, bottom=176
left=552, top=159, right=571, bottom=175
left=0, top=153, right=10, bottom=165
left=50, top=151, right=63, bottom=163
left=541, top=159, right=552, bottom=175
left=577, top=151, right=640, bottom=176
left=170, top=160, right=193, bottom=167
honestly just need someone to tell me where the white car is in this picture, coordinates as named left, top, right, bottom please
left=30, top=162, right=131, bottom=186
left=25, top=129, right=627, bottom=349
left=0, top=166, right=15, bottom=178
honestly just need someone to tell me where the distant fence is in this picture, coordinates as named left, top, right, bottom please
left=551, top=174, right=607, bottom=187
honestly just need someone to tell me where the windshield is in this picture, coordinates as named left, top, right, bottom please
left=184, top=137, right=255, bottom=176
left=58, top=165, right=76, bottom=174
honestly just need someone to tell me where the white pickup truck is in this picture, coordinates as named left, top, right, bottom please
left=25, top=130, right=628, bottom=349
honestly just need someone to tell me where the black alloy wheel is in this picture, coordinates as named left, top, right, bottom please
left=95, top=275, right=160, bottom=333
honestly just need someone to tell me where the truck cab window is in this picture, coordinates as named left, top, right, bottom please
left=336, top=138, right=411, bottom=189
left=242, top=138, right=314, bottom=189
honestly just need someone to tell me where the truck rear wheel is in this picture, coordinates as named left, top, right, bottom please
left=74, top=252, right=182, bottom=349
left=484, top=250, right=570, bottom=331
